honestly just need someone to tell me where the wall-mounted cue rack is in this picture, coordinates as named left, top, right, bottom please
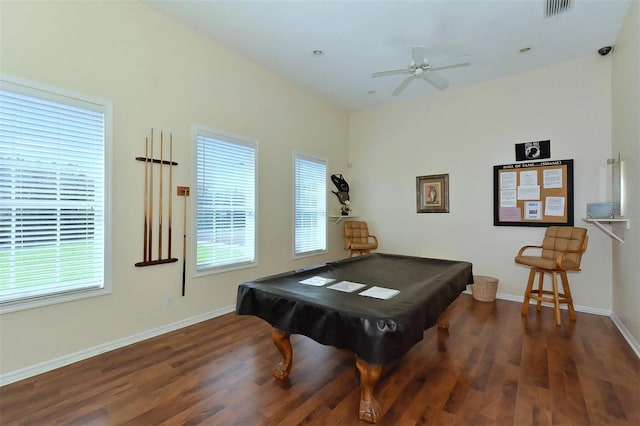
left=135, top=129, right=179, bottom=267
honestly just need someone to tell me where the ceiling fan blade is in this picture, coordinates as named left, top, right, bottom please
left=392, top=75, right=416, bottom=96
left=371, top=69, right=410, bottom=78
left=423, top=71, right=449, bottom=90
left=429, top=55, right=471, bottom=71
left=411, top=46, right=426, bottom=65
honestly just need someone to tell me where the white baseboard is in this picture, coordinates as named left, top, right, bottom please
left=495, top=291, right=613, bottom=316
left=610, top=314, right=640, bottom=359
left=0, top=305, right=236, bottom=387
left=466, top=289, right=638, bottom=358
left=464, top=289, right=612, bottom=316
left=3, top=295, right=637, bottom=387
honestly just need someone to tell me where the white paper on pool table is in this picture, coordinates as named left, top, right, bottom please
left=359, top=286, right=400, bottom=300
left=299, top=276, right=335, bottom=286
left=328, top=281, right=366, bottom=292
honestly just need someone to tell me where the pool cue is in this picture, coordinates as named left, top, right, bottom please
left=168, top=134, right=173, bottom=259
left=182, top=193, right=186, bottom=296
left=143, top=137, right=149, bottom=262
left=148, top=129, right=154, bottom=261
left=158, top=131, right=164, bottom=259
left=178, top=186, right=190, bottom=296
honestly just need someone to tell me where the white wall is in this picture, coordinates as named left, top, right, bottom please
left=2, top=0, right=636, bottom=382
left=612, top=0, right=640, bottom=345
left=0, top=1, right=348, bottom=376
left=349, top=58, right=614, bottom=310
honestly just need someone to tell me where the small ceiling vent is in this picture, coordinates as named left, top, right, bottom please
left=546, top=0, right=572, bottom=17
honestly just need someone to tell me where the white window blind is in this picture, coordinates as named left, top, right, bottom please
left=0, top=79, right=109, bottom=310
left=294, top=153, right=327, bottom=256
left=195, top=128, right=256, bottom=272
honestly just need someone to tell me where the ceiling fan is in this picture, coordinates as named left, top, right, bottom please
left=372, top=47, right=470, bottom=96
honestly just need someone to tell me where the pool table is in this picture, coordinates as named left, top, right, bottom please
left=236, top=253, right=473, bottom=423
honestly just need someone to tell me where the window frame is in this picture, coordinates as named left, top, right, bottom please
left=192, top=125, right=258, bottom=276
left=0, top=74, right=113, bottom=314
left=292, top=152, right=328, bottom=259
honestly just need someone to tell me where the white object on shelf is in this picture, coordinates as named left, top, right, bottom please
left=582, top=218, right=630, bottom=243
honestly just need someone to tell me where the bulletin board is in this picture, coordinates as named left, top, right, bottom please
left=493, top=159, right=574, bottom=227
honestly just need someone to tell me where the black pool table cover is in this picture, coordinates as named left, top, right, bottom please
left=236, top=253, right=473, bottom=365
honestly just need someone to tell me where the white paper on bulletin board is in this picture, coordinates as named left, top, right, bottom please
left=545, top=196, right=565, bottom=216
left=500, top=190, right=517, bottom=207
left=519, top=170, right=538, bottom=186
left=517, top=185, right=540, bottom=200
left=543, top=168, right=563, bottom=188
left=500, top=172, right=517, bottom=189
left=524, top=201, right=543, bottom=220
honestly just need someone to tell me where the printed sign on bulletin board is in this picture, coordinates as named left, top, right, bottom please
left=493, top=159, right=574, bottom=227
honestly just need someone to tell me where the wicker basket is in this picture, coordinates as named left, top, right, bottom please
left=471, top=275, right=498, bottom=302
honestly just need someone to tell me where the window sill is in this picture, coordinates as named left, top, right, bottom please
left=1, top=286, right=112, bottom=314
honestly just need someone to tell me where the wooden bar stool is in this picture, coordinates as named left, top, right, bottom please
left=515, top=226, right=588, bottom=326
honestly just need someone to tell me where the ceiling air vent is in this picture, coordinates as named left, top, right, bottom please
left=546, top=0, right=572, bottom=17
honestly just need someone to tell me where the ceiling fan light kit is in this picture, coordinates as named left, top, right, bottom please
left=372, top=46, right=470, bottom=96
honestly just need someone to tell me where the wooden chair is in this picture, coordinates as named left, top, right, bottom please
left=343, top=221, right=378, bottom=257
left=515, top=226, right=588, bottom=326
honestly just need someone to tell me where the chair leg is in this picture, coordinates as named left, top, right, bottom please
left=551, top=272, right=562, bottom=326
left=535, top=270, right=544, bottom=312
left=560, top=271, right=576, bottom=321
left=521, top=268, right=536, bottom=316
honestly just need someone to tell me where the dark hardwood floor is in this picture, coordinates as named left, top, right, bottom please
left=1, top=294, right=638, bottom=425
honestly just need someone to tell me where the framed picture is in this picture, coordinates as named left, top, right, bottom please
left=416, top=174, right=449, bottom=213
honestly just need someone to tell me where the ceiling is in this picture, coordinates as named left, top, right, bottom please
left=144, top=0, right=631, bottom=112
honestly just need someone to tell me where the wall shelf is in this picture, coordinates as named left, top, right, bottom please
left=582, top=218, right=630, bottom=243
left=329, top=215, right=359, bottom=224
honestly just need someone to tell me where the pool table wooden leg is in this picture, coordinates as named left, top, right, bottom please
left=356, top=356, right=382, bottom=424
left=271, top=328, right=292, bottom=380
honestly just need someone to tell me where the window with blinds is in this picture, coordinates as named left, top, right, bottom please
left=195, top=128, right=257, bottom=273
left=0, top=76, right=111, bottom=312
left=294, top=153, right=327, bottom=257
